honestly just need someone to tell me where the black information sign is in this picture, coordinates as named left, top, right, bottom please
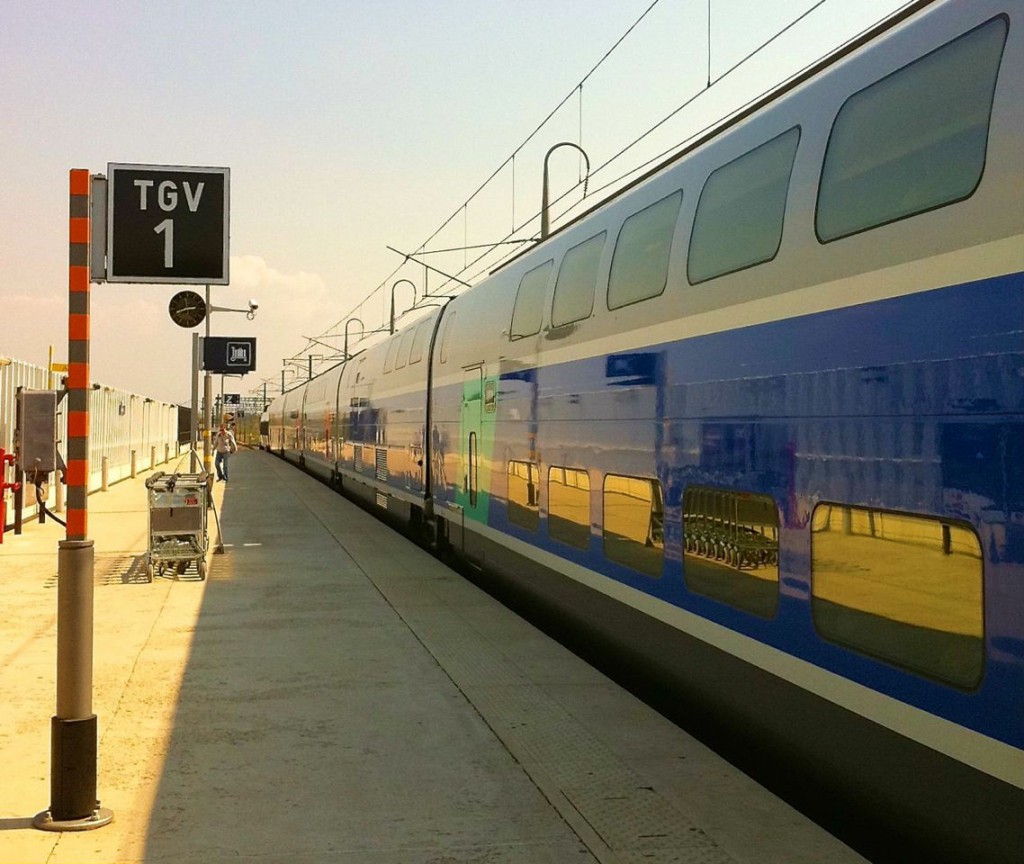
left=202, top=337, right=256, bottom=374
left=107, top=163, right=229, bottom=284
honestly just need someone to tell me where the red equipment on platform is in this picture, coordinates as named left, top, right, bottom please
left=1, top=447, right=21, bottom=544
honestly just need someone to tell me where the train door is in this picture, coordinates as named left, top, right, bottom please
left=353, top=383, right=373, bottom=473
left=458, top=366, right=483, bottom=520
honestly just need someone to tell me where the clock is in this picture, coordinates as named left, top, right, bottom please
left=168, top=290, right=207, bottom=328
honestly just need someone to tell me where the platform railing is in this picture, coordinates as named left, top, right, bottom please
left=1, top=354, right=182, bottom=532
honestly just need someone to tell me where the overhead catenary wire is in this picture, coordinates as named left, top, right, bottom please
left=407, top=0, right=664, bottom=262
left=270, top=0, right=910, bottom=392
left=274, top=0, right=667, bottom=379
left=458, top=0, right=914, bottom=284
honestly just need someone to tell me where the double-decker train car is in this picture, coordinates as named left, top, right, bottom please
left=269, top=0, right=1024, bottom=859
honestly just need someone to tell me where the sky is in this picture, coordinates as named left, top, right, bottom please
left=1, top=0, right=908, bottom=405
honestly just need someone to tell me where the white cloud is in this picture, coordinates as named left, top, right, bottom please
left=0, top=257, right=360, bottom=405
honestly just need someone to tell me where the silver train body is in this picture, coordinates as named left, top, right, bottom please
left=269, top=1, right=1024, bottom=859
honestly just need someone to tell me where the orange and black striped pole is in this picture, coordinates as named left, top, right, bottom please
left=34, top=169, right=113, bottom=831
left=67, top=168, right=90, bottom=541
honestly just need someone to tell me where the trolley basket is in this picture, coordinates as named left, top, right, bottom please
left=144, top=471, right=209, bottom=581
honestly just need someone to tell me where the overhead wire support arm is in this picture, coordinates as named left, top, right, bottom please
left=386, top=246, right=472, bottom=288
left=541, top=142, right=590, bottom=239
left=414, top=240, right=537, bottom=254
left=300, top=334, right=346, bottom=355
left=344, top=318, right=364, bottom=361
left=390, top=280, right=417, bottom=334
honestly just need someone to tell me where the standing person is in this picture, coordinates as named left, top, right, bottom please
left=213, top=423, right=237, bottom=482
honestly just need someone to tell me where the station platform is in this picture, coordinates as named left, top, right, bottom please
left=0, top=449, right=866, bottom=864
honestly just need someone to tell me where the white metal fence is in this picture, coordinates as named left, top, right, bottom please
left=1, top=354, right=182, bottom=531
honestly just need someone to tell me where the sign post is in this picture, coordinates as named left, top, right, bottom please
left=34, top=170, right=114, bottom=832
left=35, top=162, right=230, bottom=833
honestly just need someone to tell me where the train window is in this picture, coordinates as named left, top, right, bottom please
left=394, top=328, right=415, bottom=371
left=467, top=432, right=478, bottom=507
left=507, top=460, right=540, bottom=531
left=510, top=260, right=553, bottom=339
left=682, top=486, right=779, bottom=618
left=439, top=311, right=455, bottom=364
left=811, top=505, right=983, bottom=689
left=548, top=466, right=590, bottom=549
left=603, top=474, right=664, bottom=578
left=816, top=17, right=1007, bottom=242
left=688, top=127, right=799, bottom=284
left=551, top=232, right=605, bottom=327
left=409, top=320, right=430, bottom=365
left=384, top=337, right=399, bottom=374
left=608, top=190, right=682, bottom=310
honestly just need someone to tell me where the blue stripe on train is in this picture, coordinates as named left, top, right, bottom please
left=483, top=273, right=1023, bottom=747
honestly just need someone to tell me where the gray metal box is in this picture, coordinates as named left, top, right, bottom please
left=18, top=390, right=58, bottom=473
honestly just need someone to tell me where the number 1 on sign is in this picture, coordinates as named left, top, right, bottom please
left=154, top=218, right=174, bottom=268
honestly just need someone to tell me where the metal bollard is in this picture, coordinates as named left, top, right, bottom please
left=100, top=457, right=108, bottom=492
left=150, top=446, right=156, bottom=470
left=130, top=450, right=137, bottom=479
left=33, top=540, right=113, bottom=831
left=164, top=443, right=169, bottom=465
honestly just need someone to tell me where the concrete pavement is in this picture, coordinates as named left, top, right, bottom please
left=0, top=448, right=865, bottom=863
left=1, top=454, right=224, bottom=862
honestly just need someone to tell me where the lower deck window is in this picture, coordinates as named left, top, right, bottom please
left=603, top=474, right=664, bottom=577
left=811, top=504, right=983, bottom=689
left=507, top=460, right=539, bottom=531
left=682, top=486, right=779, bottom=618
left=548, top=466, right=590, bottom=549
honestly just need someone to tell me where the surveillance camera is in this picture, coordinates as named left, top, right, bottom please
left=249, top=300, right=259, bottom=311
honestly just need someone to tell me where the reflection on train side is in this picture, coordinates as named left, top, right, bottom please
left=683, top=486, right=780, bottom=618
left=811, top=505, right=984, bottom=689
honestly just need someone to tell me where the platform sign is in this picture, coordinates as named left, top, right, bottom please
left=106, top=163, right=229, bottom=284
left=202, top=336, right=256, bottom=374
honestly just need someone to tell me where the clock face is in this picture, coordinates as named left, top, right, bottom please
left=168, top=290, right=207, bottom=328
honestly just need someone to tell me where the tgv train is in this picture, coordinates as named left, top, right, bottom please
left=268, top=0, right=1023, bottom=859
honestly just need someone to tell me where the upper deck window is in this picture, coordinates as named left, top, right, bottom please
left=608, top=191, right=682, bottom=310
left=394, top=327, right=415, bottom=370
left=510, top=261, right=553, bottom=339
left=439, top=311, right=455, bottom=364
left=816, top=17, right=1007, bottom=242
left=409, top=320, right=430, bottom=365
left=383, top=337, right=399, bottom=374
left=688, top=128, right=799, bottom=284
left=551, top=232, right=605, bottom=327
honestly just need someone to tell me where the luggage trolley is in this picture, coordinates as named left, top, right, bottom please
left=145, top=471, right=209, bottom=581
